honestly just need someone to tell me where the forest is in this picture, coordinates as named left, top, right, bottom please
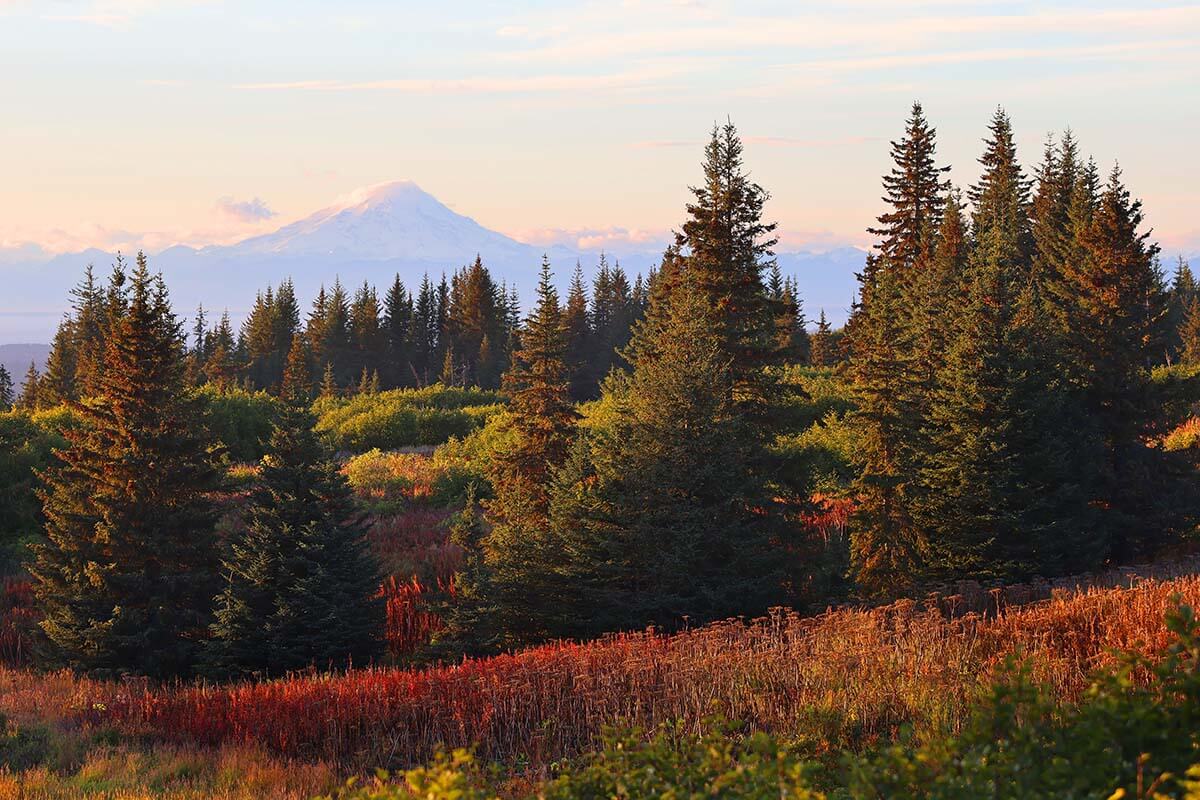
left=1, top=105, right=1199, bottom=798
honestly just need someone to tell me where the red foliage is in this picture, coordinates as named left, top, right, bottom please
left=801, top=492, right=854, bottom=544
left=381, top=574, right=455, bottom=658
left=0, top=579, right=38, bottom=667
left=80, top=571, right=1200, bottom=772
left=366, top=509, right=463, bottom=583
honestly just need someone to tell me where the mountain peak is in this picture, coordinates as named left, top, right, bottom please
left=227, top=180, right=530, bottom=262
left=332, top=180, right=431, bottom=212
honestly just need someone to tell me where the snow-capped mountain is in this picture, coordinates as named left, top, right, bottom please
left=0, top=180, right=868, bottom=343
left=224, top=181, right=541, bottom=264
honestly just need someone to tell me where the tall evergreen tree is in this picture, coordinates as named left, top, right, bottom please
left=1166, top=258, right=1197, bottom=362
left=70, top=264, right=108, bottom=397
left=408, top=275, right=439, bottom=386
left=866, top=101, right=951, bottom=278
left=445, top=258, right=505, bottom=388
left=810, top=311, right=834, bottom=367
left=848, top=262, right=923, bottom=594
left=1180, top=297, right=1200, bottom=366
left=563, top=262, right=594, bottom=400
left=308, top=280, right=351, bottom=387
left=1061, top=165, right=1172, bottom=556
left=913, top=116, right=1094, bottom=581
left=207, top=403, right=382, bottom=677
left=542, top=273, right=787, bottom=638
left=204, top=311, right=239, bottom=389
left=280, top=334, right=312, bottom=402
left=479, top=257, right=578, bottom=643
left=676, top=121, right=778, bottom=404
left=1030, top=131, right=1081, bottom=291
left=31, top=254, right=219, bottom=677
left=382, top=275, right=413, bottom=388
left=349, top=281, right=386, bottom=382
left=0, top=364, right=13, bottom=410
left=241, top=287, right=279, bottom=391
left=41, top=318, right=79, bottom=405
left=18, top=362, right=41, bottom=410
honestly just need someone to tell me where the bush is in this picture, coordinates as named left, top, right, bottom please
left=0, top=410, right=66, bottom=571
left=320, top=723, right=824, bottom=800
left=428, top=411, right=519, bottom=499
left=314, top=386, right=503, bottom=453
left=851, top=601, right=1200, bottom=799
left=773, top=410, right=861, bottom=495
left=194, top=385, right=282, bottom=462
left=1165, top=418, right=1200, bottom=452
left=345, top=450, right=471, bottom=512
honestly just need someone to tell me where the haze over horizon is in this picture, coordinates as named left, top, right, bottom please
left=0, top=0, right=1197, bottom=261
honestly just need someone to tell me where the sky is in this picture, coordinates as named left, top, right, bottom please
left=0, top=0, right=1197, bottom=258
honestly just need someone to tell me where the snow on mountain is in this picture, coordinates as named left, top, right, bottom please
left=223, top=181, right=538, bottom=264
left=0, top=180, right=869, bottom=343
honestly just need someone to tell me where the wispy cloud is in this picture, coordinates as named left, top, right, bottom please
left=233, top=68, right=681, bottom=95
left=492, top=3, right=1200, bottom=65
left=40, top=0, right=209, bottom=28
left=216, top=196, right=277, bottom=223
left=510, top=225, right=672, bottom=252
left=629, top=139, right=699, bottom=149
left=744, top=135, right=877, bottom=147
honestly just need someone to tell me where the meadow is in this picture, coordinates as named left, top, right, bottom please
left=2, top=559, right=1197, bottom=797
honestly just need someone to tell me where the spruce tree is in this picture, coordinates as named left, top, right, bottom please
left=18, top=363, right=40, bottom=410
left=408, top=275, right=438, bottom=386
left=383, top=275, right=412, bottom=388
left=676, top=121, right=778, bottom=405
left=280, top=334, right=312, bottom=402
left=207, top=403, right=383, bottom=677
left=1181, top=297, right=1200, bottom=366
left=445, top=258, right=505, bottom=388
left=31, top=254, right=219, bottom=677
left=913, top=118, right=1094, bottom=581
left=479, top=257, right=578, bottom=643
left=70, top=264, right=108, bottom=397
left=308, top=280, right=351, bottom=386
left=0, top=365, right=13, bottom=410
left=563, top=262, right=593, bottom=401
left=203, top=311, right=239, bottom=389
left=319, top=362, right=338, bottom=399
left=866, top=101, right=950, bottom=278
left=350, top=281, right=386, bottom=384
left=543, top=273, right=786, bottom=637
left=41, top=319, right=78, bottom=405
left=1063, top=165, right=1172, bottom=556
left=810, top=311, right=834, bottom=367
left=241, top=287, right=279, bottom=391
left=848, top=263, right=922, bottom=594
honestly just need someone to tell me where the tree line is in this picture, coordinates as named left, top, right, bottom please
left=847, top=104, right=1199, bottom=594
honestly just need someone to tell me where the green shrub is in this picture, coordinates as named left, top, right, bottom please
left=0, top=410, right=66, bottom=570
left=194, top=385, right=282, bottom=462
left=850, top=601, right=1200, bottom=799
left=773, top=411, right=861, bottom=495
left=429, top=411, right=518, bottom=499
left=314, top=386, right=503, bottom=453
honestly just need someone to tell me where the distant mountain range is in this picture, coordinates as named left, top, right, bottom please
left=1, top=180, right=869, bottom=344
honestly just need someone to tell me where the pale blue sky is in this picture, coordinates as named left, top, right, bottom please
left=1, top=0, right=1197, bottom=256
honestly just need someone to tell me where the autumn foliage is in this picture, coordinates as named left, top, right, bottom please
left=0, top=565, right=1193, bottom=773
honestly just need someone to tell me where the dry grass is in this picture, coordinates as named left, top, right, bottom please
left=3, top=567, right=1196, bottom=774
left=0, top=744, right=338, bottom=799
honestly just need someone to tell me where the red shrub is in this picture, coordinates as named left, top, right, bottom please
left=381, top=575, right=455, bottom=658
left=0, top=579, right=38, bottom=667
